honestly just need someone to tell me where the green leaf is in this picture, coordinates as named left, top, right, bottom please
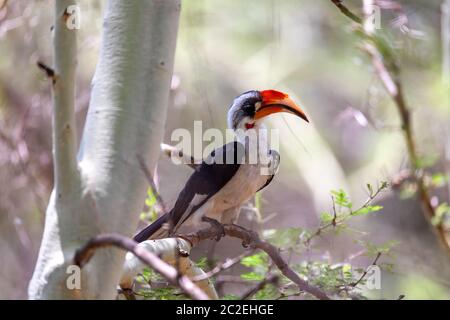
left=254, top=284, right=278, bottom=300
left=367, top=183, right=374, bottom=197
left=241, top=272, right=265, bottom=281
left=241, top=252, right=267, bottom=268
left=331, top=189, right=353, bottom=209
left=342, top=264, right=352, bottom=274
left=431, top=203, right=450, bottom=226
left=431, top=173, right=447, bottom=188
left=415, top=155, right=439, bottom=169
left=359, top=240, right=399, bottom=256
left=263, top=228, right=302, bottom=249
left=320, top=212, right=333, bottom=223
left=352, top=205, right=383, bottom=216
left=196, top=257, right=209, bottom=269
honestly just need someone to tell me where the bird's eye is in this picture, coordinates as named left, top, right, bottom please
left=255, top=101, right=262, bottom=109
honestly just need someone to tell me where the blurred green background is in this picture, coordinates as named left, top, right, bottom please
left=0, top=0, right=449, bottom=299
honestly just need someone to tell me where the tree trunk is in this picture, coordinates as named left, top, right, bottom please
left=28, top=0, right=180, bottom=299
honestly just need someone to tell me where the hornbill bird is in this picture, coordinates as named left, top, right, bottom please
left=134, top=89, right=309, bottom=242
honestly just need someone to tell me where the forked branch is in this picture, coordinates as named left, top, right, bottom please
left=73, top=233, right=210, bottom=300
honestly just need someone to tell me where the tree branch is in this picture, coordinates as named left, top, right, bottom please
left=29, top=0, right=182, bottom=299
left=330, top=0, right=362, bottom=24
left=51, top=0, right=79, bottom=195
left=181, top=224, right=331, bottom=300
left=137, top=154, right=169, bottom=214
left=350, top=251, right=381, bottom=288
left=160, top=143, right=200, bottom=170
left=74, top=233, right=210, bottom=300
left=192, top=251, right=253, bottom=282
left=329, top=0, right=450, bottom=254
left=240, top=274, right=279, bottom=300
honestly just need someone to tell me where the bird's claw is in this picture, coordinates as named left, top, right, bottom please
left=202, top=217, right=226, bottom=241
left=228, top=224, right=257, bottom=248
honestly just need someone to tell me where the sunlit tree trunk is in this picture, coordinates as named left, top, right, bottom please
left=28, top=0, right=180, bottom=299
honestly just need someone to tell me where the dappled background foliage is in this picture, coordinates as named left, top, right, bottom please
left=0, top=0, right=449, bottom=299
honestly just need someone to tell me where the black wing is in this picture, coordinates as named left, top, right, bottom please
left=257, top=149, right=280, bottom=192
left=134, top=142, right=244, bottom=242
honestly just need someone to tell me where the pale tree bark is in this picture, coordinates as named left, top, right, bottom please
left=29, top=0, right=180, bottom=299
left=119, top=238, right=218, bottom=299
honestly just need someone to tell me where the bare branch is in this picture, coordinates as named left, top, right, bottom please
left=74, top=233, right=210, bottom=300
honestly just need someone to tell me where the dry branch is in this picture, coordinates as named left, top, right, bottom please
left=74, top=233, right=210, bottom=300
left=181, top=223, right=331, bottom=300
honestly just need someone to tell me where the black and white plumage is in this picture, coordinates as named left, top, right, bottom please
left=134, top=90, right=308, bottom=242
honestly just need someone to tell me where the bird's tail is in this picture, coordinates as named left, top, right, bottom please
left=133, top=214, right=170, bottom=242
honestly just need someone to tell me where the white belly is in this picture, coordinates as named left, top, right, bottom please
left=208, top=164, right=268, bottom=215
left=180, top=163, right=271, bottom=230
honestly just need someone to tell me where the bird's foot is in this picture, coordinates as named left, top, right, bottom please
left=202, top=217, right=226, bottom=241
left=229, top=223, right=258, bottom=248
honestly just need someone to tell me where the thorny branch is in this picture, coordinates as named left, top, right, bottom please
left=73, top=233, right=210, bottom=300
left=330, top=0, right=450, bottom=254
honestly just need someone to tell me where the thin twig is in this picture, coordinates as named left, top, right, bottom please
left=73, top=233, right=209, bottom=300
left=305, top=183, right=387, bottom=244
left=275, top=290, right=302, bottom=300
left=160, top=143, right=199, bottom=170
left=350, top=251, right=382, bottom=287
left=240, top=274, right=279, bottom=300
left=137, top=154, right=168, bottom=214
left=331, top=195, right=338, bottom=227
left=192, top=250, right=253, bottom=282
left=330, top=0, right=362, bottom=24
left=37, top=61, right=56, bottom=81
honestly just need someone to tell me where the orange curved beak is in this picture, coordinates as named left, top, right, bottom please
left=255, top=90, right=309, bottom=123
